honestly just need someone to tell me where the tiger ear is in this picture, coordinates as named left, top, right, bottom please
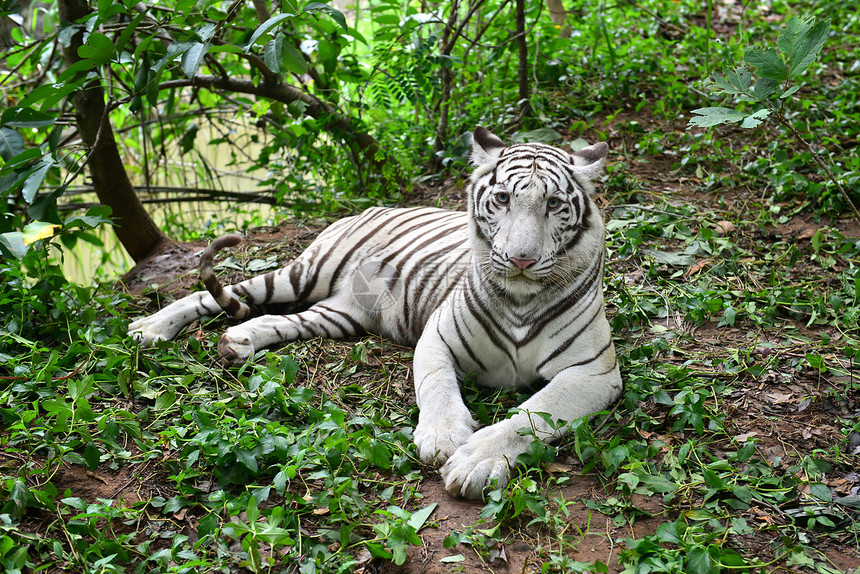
left=571, top=141, right=609, bottom=182
left=470, top=126, right=506, bottom=166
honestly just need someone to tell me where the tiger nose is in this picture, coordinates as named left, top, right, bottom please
left=509, top=257, right=537, bottom=270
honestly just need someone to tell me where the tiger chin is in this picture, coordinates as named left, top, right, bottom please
left=128, top=127, right=623, bottom=500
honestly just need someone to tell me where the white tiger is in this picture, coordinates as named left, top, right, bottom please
left=129, top=127, right=623, bottom=499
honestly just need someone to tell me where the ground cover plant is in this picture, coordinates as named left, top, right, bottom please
left=1, top=0, right=860, bottom=572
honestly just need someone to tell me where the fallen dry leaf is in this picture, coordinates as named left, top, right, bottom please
left=733, top=431, right=759, bottom=443
left=829, top=478, right=853, bottom=495
left=545, top=462, right=573, bottom=474
left=685, top=259, right=708, bottom=276
left=798, top=227, right=818, bottom=240
left=714, top=220, right=735, bottom=234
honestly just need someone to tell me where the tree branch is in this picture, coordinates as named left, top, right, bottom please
left=158, top=74, right=399, bottom=185
left=60, top=185, right=279, bottom=209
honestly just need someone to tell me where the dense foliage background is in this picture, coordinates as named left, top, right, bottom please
left=1, top=0, right=859, bottom=572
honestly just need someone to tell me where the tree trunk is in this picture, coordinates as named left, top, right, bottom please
left=545, top=0, right=572, bottom=38
left=433, top=0, right=459, bottom=160
left=58, top=0, right=167, bottom=262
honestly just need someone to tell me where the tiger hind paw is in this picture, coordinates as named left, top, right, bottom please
left=217, top=333, right=255, bottom=366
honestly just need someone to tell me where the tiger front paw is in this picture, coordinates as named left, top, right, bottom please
left=414, top=409, right=479, bottom=466
left=440, top=421, right=532, bottom=499
left=217, top=332, right=255, bottom=366
left=128, top=317, right=171, bottom=345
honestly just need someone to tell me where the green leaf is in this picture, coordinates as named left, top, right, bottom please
left=64, top=205, right=113, bottom=229
left=778, top=17, right=830, bottom=79
left=197, top=513, right=218, bottom=538
left=685, top=508, right=716, bottom=521
left=21, top=156, right=53, bottom=203
left=264, top=35, right=283, bottom=74
left=638, top=473, right=677, bottom=494
left=208, top=44, right=244, bottom=55
left=739, top=108, right=770, bottom=129
left=61, top=497, right=88, bottom=510
left=281, top=356, right=299, bottom=384
left=246, top=495, right=260, bottom=524
left=273, top=470, right=288, bottom=493
left=407, top=503, right=437, bottom=531
left=834, top=495, right=860, bottom=509
left=179, top=123, right=198, bottom=154
left=130, top=53, right=151, bottom=113
left=181, top=42, right=209, bottom=78
left=115, top=10, right=147, bottom=55
left=723, top=305, right=737, bottom=326
left=686, top=547, right=713, bottom=574
left=75, top=398, right=94, bottom=422
left=713, top=66, right=751, bottom=94
left=27, top=189, right=66, bottom=230
left=1, top=107, right=56, bottom=128
left=78, top=32, right=116, bottom=63
left=809, top=482, right=832, bottom=502
left=655, top=521, right=681, bottom=544
left=0, top=232, right=29, bottom=260
left=744, top=47, right=787, bottom=81
left=441, top=554, right=465, bottom=563
left=68, top=377, right=94, bottom=402
left=8, top=480, right=28, bottom=520
left=780, top=85, right=801, bottom=98
left=365, top=541, right=392, bottom=560
left=687, top=107, right=749, bottom=128
left=163, top=496, right=186, bottom=514
left=702, top=468, right=725, bottom=490
left=646, top=249, right=695, bottom=266
left=734, top=440, right=756, bottom=462
left=732, top=484, right=753, bottom=504
left=0, top=127, right=24, bottom=160
left=392, top=544, right=408, bottom=566
left=753, top=77, right=778, bottom=100
left=19, top=80, right=82, bottom=109
left=712, top=74, right=741, bottom=96
left=244, top=13, right=295, bottom=50
left=155, top=388, right=176, bottom=410
left=281, top=41, right=308, bottom=75
left=98, top=0, right=126, bottom=20
left=197, top=22, right=218, bottom=43
left=787, top=550, right=815, bottom=568
left=152, top=41, right=192, bottom=74
left=83, top=443, right=101, bottom=470
left=236, top=449, right=259, bottom=473
left=304, top=2, right=348, bottom=31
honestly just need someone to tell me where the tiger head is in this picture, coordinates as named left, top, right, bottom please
left=467, top=127, right=609, bottom=297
